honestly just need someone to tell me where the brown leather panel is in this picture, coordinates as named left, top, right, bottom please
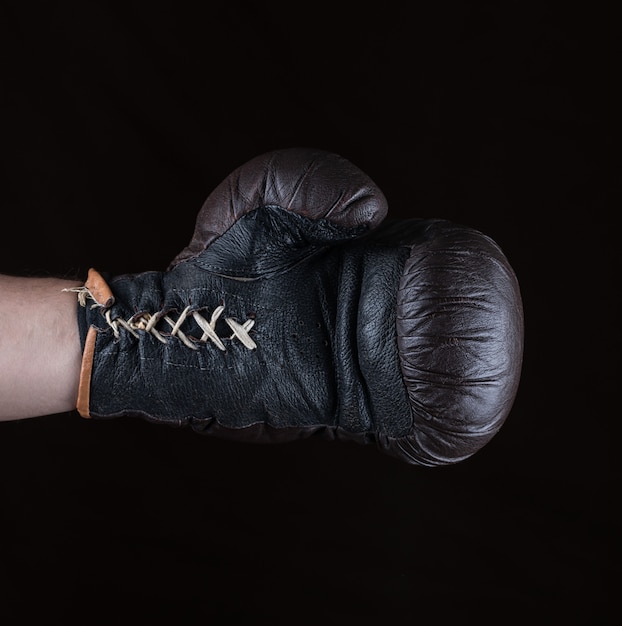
left=85, top=268, right=114, bottom=307
left=76, top=326, right=97, bottom=418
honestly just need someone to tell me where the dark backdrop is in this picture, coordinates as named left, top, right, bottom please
left=0, top=3, right=618, bottom=624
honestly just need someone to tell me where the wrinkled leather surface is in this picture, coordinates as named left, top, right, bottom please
left=169, top=147, right=387, bottom=268
left=378, top=219, right=523, bottom=465
left=77, top=147, right=524, bottom=466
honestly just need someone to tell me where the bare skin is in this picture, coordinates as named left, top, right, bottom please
left=0, top=274, right=82, bottom=421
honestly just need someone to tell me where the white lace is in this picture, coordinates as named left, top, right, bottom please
left=68, top=287, right=256, bottom=351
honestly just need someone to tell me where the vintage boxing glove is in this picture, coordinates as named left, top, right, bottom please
left=73, top=147, right=524, bottom=466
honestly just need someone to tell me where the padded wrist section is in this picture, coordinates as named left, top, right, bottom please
left=71, top=260, right=340, bottom=433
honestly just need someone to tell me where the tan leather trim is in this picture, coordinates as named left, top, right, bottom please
left=85, top=268, right=114, bottom=307
left=76, top=326, right=97, bottom=418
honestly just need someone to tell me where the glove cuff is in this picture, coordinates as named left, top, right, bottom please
left=75, top=269, right=114, bottom=418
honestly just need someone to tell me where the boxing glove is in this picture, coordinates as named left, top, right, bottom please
left=73, top=147, right=524, bottom=466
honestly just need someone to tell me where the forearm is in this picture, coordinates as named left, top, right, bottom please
left=0, top=274, right=82, bottom=420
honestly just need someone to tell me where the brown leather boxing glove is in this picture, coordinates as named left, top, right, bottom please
left=72, top=147, right=524, bottom=466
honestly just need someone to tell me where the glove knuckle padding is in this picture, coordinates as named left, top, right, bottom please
left=390, top=219, right=524, bottom=466
left=169, top=147, right=388, bottom=268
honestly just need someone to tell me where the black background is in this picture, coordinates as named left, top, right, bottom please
left=0, top=3, right=618, bottom=624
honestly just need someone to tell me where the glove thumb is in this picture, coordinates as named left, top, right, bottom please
left=168, top=147, right=388, bottom=278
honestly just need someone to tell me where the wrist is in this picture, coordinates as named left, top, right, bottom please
left=0, top=274, right=82, bottom=420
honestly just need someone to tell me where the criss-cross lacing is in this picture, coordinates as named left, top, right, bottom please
left=67, top=286, right=256, bottom=350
